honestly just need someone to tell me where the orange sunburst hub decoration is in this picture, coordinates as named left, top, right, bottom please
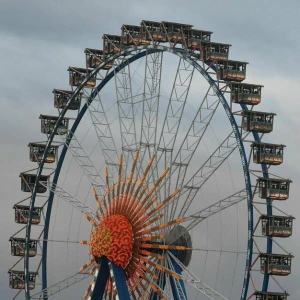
left=79, top=151, right=188, bottom=299
left=90, top=214, right=133, bottom=268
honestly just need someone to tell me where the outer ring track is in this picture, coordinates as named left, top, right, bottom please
left=24, top=44, right=268, bottom=300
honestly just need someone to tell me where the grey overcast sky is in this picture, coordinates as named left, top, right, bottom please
left=1, top=0, right=300, bottom=299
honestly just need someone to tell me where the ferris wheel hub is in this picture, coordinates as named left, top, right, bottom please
left=166, top=225, right=192, bottom=267
left=90, top=214, right=133, bottom=268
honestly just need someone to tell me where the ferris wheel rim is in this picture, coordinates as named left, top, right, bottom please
left=24, top=44, right=256, bottom=300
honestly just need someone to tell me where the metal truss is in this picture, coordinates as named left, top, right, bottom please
left=149, top=57, right=195, bottom=210
left=185, top=189, right=248, bottom=231
left=156, top=58, right=194, bottom=172
left=176, top=129, right=250, bottom=218
left=168, top=86, right=221, bottom=219
left=114, top=57, right=138, bottom=174
left=59, top=131, right=105, bottom=193
left=42, top=181, right=97, bottom=222
left=83, top=89, right=120, bottom=180
left=25, top=45, right=259, bottom=300
left=138, top=51, right=163, bottom=181
left=30, top=268, right=93, bottom=299
left=166, top=256, right=187, bottom=300
left=168, top=252, right=228, bottom=300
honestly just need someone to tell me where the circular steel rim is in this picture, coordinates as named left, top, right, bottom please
left=24, top=44, right=263, bottom=299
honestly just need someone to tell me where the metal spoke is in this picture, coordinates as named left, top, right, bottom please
left=169, top=86, right=221, bottom=219
left=137, top=51, right=163, bottom=182
left=154, top=58, right=195, bottom=200
left=166, top=255, right=187, bottom=300
left=59, top=130, right=105, bottom=193
left=176, top=129, right=250, bottom=218
left=184, top=189, right=248, bottom=231
left=168, top=252, right=228, bottom=300
left=30, top=268, right=93, bottom=299
left=41, top=181, right=97, bottom=222
left=114, top=57, right=138, bottom=174
left=83, top=89, right=120, bottom=179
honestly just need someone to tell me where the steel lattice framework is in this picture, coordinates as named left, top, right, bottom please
left=8, top=20, right=293, bottom=300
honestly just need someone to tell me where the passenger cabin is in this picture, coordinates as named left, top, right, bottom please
left=53, top=89, right=82, bottom=110
left=257, top=178, right=291, bottom=200
left=161, top=21, right=192, bottom=43
left=121, top=25, right=148, bottom=46
left=251, top=142, right=285, bottom=165
left=254, top=291, right=289, bottom=300
left=10, top=237, right=37, bottom=257
left=186, top=29, right=212, bottom=49
left=68, top=67, right=96, bottom=88
left=242, top=111, right=275, bottom=133
left=219, top=60, right=247, bottom=81
left=204, top=42, right=231, bottom=61
left=103, top=35, right=123, bottom=55
left=260, top=253, right=292, bottom=276
left=261, top=215, right=294, bottom=238
left=8, top=270, right=37, bottom=290
left=231, top=83, right=263, bottom=105
left=14, top=205, right=42, bottom=224
left=28, top=143, right=58, bottom=163
left=20, top=173, right=49, bottom=193
left=85, top=48, right=113, bottom=70
left=39, top=114, right=69, bottom=135
left=140, top=20, right=167, bottom=42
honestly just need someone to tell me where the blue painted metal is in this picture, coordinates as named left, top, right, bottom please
left=169, top=257, right=187, bottom=300
left=240, top=104, right=272, bottom=292
left=40, top=50, right=156, bottom=299
left=26, top=44, right=255, bottom=299
left=150, top=273, right=165, bottom=300
left=91, top=257, right=110, bottom=300
left=110, top=262, right=131, bottom=299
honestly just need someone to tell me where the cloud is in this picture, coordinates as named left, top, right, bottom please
left=1, top=0, right=300, bottom=299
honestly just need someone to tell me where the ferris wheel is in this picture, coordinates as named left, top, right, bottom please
left=8, top=20, right=294, bottom=300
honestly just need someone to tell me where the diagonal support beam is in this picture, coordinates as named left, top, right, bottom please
left=176, top=130, right=249, bottom=218
left=43, top=181, right=97, bottom=223
left=30, top=267, right=93, bottom=299
left=110, top=261, right=131, bottom=300
left=89, top=258, right=110, bottom=300
left=168, top=252, right=228, bottom=300
left=167, top=255, right=187, bottom=300
left=185, top=188, right=248, bottom=231
left=60, top=131, right=106, bottom=192
left=83, top=90, right=120, bottom=179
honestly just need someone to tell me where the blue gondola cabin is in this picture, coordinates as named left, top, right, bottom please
left=39, top=115, right=69, bottom=135
left=257, top=178, right=291, bottom=200
left=8, top=270, right=37, bottom=290
left=85, top=48, right=113, bottom=70
left=260, top=253, right=292, bottom=276
left=20, top=173, right=49, bottom=193
left=242, top=111, right=275, bottom=133
left=254, top=291, right=289, bottom=300
left=251, top=142, right=285, bottom=165
left=53, top=89, right=82, bottom=110
left=140, top=20, right=167, bottom=42
left=68, top=67, right=96, bottom=88
left=219, top=60, right=247, bottom=81
left=231, top=83, right=263, bottom=105
left=14, top=205, right=41, bottom=224
left=261, top=215, right=294, bottom=238
left=10, top=237, right=37, bottom=257
left=28, top=143, right=58, bottom=163
left=204, top=42, right=230, bottom=61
